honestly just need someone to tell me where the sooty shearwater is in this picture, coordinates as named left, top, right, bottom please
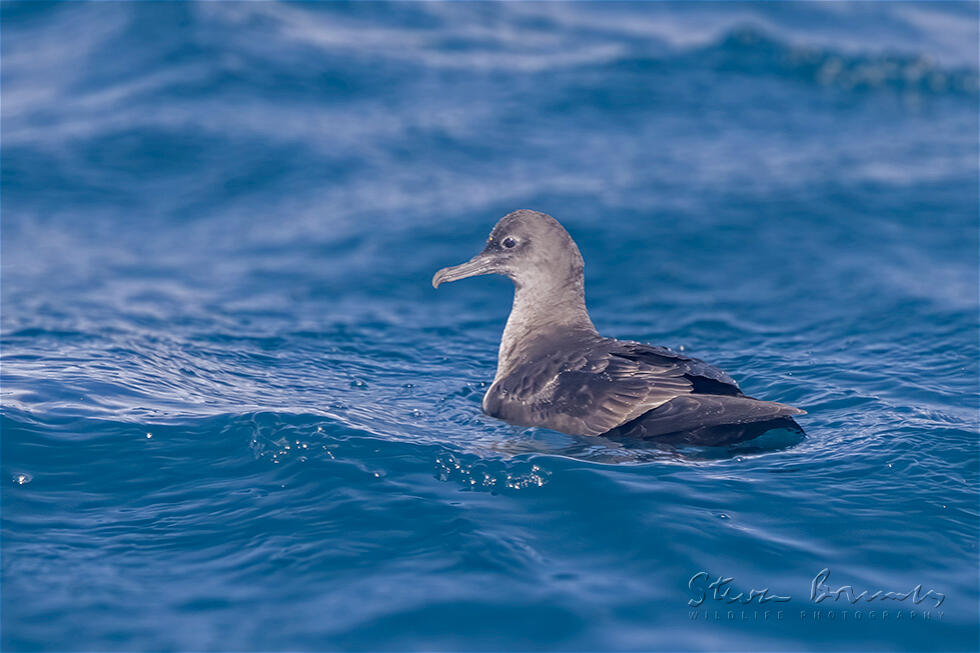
left=432, top=210, right=804, bottom=445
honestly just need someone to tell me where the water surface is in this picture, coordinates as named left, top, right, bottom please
left=2, top=2, right=978, bottom=650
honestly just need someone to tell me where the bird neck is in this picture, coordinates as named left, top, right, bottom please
left=495, top=274, right=596, bottom=381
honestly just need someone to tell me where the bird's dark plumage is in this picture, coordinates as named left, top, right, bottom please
left=433, top=210, right=804, bottom=445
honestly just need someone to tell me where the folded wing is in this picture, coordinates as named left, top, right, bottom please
left=490, top=338, right=801, bottom=437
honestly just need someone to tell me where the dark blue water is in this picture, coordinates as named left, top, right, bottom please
left=2, top=2, right=978, bottom=651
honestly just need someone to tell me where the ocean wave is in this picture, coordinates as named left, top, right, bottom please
left=3, top=4, right=978, bottom=649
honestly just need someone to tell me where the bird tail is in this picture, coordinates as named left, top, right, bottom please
left=610, top=394, right=805, bottom=441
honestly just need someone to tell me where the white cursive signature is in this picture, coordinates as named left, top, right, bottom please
left=810, top=568, right=945, bottom=608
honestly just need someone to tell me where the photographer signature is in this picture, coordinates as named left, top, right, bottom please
left=688, top=568, right=946, bottom=608
left=810, top=568, right=945, bottom=608
left=688, top=571, right=790, bottom=607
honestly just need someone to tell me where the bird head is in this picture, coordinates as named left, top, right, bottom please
left=432, top=209, right=584, bottom=291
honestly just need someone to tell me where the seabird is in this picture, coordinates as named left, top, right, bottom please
left=432, top=210, right=804, bottom=445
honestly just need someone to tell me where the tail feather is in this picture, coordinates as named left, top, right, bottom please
left=607, top=394, right=805, bottom=442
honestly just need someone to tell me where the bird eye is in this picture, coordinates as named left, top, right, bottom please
left=502, top=237, right=517, bottom=249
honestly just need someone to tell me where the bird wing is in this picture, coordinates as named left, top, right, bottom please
left=611, top=341, right=744, bottom=396
left=492, top=338, right=743, bottom=437
left=609, top=394, right=805, bottom=440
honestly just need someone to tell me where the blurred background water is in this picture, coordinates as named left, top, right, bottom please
left=2, top=2, right=978, bottom=651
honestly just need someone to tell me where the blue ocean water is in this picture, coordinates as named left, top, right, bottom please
left=2, top=2, right=978, bottom=650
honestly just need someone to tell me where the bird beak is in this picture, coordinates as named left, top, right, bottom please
left=432, top=253, right=497, bottom=289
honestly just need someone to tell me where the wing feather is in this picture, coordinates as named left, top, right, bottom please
left=488, top=338, right=734, bottom=436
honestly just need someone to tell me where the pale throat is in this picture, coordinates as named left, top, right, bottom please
left=494, top=267, right=596, bottom=381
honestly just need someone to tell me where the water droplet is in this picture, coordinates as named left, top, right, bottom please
left=12, top=473, right=32, bottom=485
